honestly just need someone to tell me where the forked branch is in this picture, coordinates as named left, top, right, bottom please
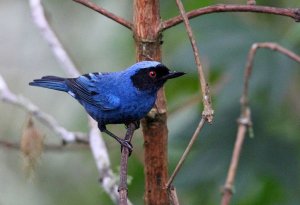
left=165, top=0, right=213, bottom=196
left=221, top=42, right=300, bottom=205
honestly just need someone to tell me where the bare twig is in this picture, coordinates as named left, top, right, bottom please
left=175, top=0, right=214, bottom=122
left=166, top=118, right=206, bottom=188
left=221, top=42, right=300, bottom=205
left=221, top=109, right=251, bottom=205
left=162, top=4, right=300, bottom=31
left=73, top=0, right=133, bottom=30
left=0, top=75, right=87, bottom=144
left=165, top=0, right=213, bottom=193
left=118, top=123, right=136, bottom=205
left=29, top=0, right=79, bottom=77
left=88, top=119, right=123, bottom=204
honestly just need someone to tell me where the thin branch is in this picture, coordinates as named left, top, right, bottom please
left=175, top=0, right=214, bottom=122
left=0, top=75, right=87, bottom=144
left=221, top=42, right=300, bottom=205
left=166, top=118, right=206, bottom=188
left=221, top=109, right=251, bottom=205
left=165, top=0, right=213, bottom=193
left=88, top=119, right=124, bottom=205
left=29, top=0, right=79, bottom=77
left=162, top=4, right=300, bottom=31
left=118, top=123, right=136, bottom=205
left=73, top=0, right=133, bottom=30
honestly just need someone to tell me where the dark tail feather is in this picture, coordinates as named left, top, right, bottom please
left=29, top=76, right=69, bottom=92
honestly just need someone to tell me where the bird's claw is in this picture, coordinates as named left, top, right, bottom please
left=120, top=140, right=133, bottom=156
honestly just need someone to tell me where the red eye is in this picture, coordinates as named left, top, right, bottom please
left=149, top=71, right=156, bottom=78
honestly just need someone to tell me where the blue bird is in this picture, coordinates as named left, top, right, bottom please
left=29, top=61, right=185, bottom=150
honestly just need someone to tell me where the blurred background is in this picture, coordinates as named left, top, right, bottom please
left=1, top=0, right=300, bottom=204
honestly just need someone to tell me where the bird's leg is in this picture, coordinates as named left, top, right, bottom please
left=125, top=121, right=140, bottom=130
left=122, top=122, right=138, bottom=156
left=104, top=129, right=133, bottom=151
left=98, top=123, right=133, bottom=151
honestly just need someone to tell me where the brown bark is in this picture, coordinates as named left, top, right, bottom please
left=133, top=0, right=170, bottom=204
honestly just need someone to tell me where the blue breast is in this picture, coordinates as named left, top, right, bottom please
left=79, top=71, right=157, bottom=125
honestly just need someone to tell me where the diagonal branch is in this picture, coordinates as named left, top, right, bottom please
left=161, top=4, right=300, bottom=31
left=118, top=123, right=136, bottom=205
left=89, top=119, right=122, bottom=204
left=29, top=0, right=79, bottom=77
left=166, top=118, right=205, bottom=188
left=221, top=108, right=251, bottom=205
left=73, top=0, right=133, bottom=30
left=29, top=0, right=127, bottom=204
left=165, top=0, right=213, bottom=193
left=175, top=0, right=214, bottom=122
left=221, top=42, right=300, bottom=205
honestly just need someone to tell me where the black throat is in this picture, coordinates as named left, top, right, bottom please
left=130, top=64, right=170, bottom=91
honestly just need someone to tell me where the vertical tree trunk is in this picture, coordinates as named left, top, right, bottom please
left=133, top=0, right=170, bottom=204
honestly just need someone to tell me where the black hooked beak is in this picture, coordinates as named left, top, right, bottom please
left=161, top=71, right=186, bottom=81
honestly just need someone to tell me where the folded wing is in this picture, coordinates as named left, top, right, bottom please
left=66, top=74, right=120, bottom=111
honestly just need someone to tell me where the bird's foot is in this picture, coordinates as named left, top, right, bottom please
left=100, top=124, right=134, bottom=156
left=120, top=139, right=133, bottom=156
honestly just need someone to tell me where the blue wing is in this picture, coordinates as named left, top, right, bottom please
left=66, top=73, right=120, bottom=111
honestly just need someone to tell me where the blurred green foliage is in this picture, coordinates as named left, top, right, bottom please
left=0, top=0, right=300, bottom=205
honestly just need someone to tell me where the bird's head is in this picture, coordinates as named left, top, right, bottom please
left=129, top=61, right=185, bottom=93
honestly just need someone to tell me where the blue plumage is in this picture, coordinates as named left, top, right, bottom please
left=29, top=61, right=185, bottom=150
